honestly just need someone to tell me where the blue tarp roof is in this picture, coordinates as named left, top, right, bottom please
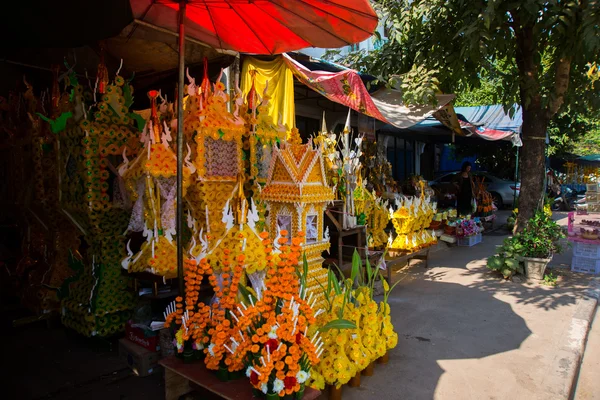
left=417, top=104, right=522, bottom=132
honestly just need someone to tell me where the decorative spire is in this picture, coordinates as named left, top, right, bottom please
left=233, top=173, right=249, bottom=225
left=343, top=108, right=351, bottom=134
left=148, top=90, right=161, bottom=143
left=96, top=46, right=109, bottom=94
left=246, top=69, right=258, bottom=112
left=321, top=111, right=327, bottom=134
left=200, top=57, right=212, bottom=102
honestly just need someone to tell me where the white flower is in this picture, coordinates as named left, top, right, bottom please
left=246, top=366, right=253, bottom=378
left=261, top=383, right=268, bottom=394
left=268, top=325, right=278, bottom=339
left=208, top=343, right=215, bottom=357
left=296, top=370, right=309, bottom=384
left=273, top=378, right=284, bottom=393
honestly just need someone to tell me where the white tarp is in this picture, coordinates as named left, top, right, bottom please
left=370, top=88, right=455, bottom=129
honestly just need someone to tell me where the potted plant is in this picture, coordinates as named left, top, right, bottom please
left=517, top=211, right=565, bottom=280
left=487, top=211, right=564, bottom=280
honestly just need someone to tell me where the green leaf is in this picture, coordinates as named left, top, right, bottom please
left=487, top=256, right=504, bottom=270
left=351, top=249, right=360, bottom=284
left=37, top=112, right=73, bottom=134
left=129, top=112, right=146, bottom=132
left=318, top=319, right=357, bottom=332
left=505, top=258, right=520, bottom=270
left=365, top=253, right=373, bottom=287
left=331, top=269, right=341, bottom=295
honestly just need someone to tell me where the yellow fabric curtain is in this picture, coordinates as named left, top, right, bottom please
left=241, top=56, right=295, bottom=131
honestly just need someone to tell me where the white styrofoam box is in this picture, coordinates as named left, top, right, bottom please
left=587, top=184, right=598, bottom=192
left=573, top=242, right=600, bottom=258
left=571, top=255, right=600, bottom=275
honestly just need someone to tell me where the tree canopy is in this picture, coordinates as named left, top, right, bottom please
left=328, top=0, right=600, bottom=229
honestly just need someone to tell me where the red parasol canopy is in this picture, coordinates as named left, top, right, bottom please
left=130, top=0, right=378, bottom=54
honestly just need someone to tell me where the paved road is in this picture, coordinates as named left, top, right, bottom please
left=341, top=230, right=597, bottom=400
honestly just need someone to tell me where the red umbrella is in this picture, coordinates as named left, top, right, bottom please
left=128, top=0, right=378, bottom=292
left=130, top=0, right=378, bottom=54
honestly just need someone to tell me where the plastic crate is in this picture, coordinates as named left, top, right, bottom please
left=457, top=233, right=482, bottom=247
left=571, top=255, right=600, bottom=274
left=573, top=242, right=600, bottom=258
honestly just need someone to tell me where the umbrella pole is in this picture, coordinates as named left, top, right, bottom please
left=176, top=0, right=187, bottom=296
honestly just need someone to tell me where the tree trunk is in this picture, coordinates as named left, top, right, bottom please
left=511, top=15, right=549, bottom=233
left=514, top=108, right=548, bottom=232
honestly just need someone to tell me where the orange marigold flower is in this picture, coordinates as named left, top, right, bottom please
left=259, top=231, right=269, bottom=239
left=280, top=230, right=289, bottom=237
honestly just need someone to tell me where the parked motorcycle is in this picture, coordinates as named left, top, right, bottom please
left=550, top=186, right=584, bottom=211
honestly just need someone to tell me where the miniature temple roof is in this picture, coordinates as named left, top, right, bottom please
left=260, top=142, right=334, bottom=203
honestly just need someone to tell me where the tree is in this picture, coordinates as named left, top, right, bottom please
left=331, top=0, right=600, bottom=230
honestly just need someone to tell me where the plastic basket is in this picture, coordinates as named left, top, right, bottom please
left=571, top=255, right=600, bottom=274
left=573, top=242, right=600, bottom=258
left=457, top=233, right=482, bottom=247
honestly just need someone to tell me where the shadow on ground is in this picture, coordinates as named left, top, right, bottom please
left=343, top=259, right=532, bottom=399
left=0, top=321, right=164, bottom=400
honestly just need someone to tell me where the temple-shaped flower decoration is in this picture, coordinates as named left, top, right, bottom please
left=120, top=90, right=194, bottom=277
left=260, top=131, right=334, bottom=307
left=192, top=64, right=246, bottom=240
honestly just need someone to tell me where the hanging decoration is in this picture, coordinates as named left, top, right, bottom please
left=120, top=90, right=194, bottom=277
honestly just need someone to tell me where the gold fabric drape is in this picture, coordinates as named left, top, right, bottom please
left=241, top=56, right=295, bottom=131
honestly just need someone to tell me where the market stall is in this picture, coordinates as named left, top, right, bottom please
left=0, top=0, right=419, bottom=399
left=567, top=202, right=600, bottom=275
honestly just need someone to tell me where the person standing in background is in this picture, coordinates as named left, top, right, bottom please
left=420, top=143, right=434, bottom=181
left=455, top=161, right=475, bottom=216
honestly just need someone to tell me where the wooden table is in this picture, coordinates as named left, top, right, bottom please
left=160, top=356, right=321, bottom=400
left=384, top=247, right=430, bottom=284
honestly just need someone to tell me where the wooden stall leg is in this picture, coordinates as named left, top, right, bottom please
left=164, top=368, right=192, bottom=400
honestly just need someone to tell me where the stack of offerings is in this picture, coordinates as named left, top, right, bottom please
left=587, top=184, right=600, bottom=213
left=571, top=242, right=600, bottom=275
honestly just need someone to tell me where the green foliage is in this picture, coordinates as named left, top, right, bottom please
left=517, top=211, right=566, bottom=258
left=486, top=237, right=525, bottom=279
left=318, top=319, right=357, bottom=332
left=487, top=210, right=565, bottom=278
left=548, top=112, right=600, bottom=156
left=329, top=0, right=600, bottom=115
left=543, top=272, right=558, bottom=286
